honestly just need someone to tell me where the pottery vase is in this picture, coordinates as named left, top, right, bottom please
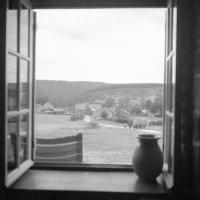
left=132, top=133, right=163, bottom=181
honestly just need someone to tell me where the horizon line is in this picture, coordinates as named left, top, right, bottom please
left=36, top=79, right=164, bottom=84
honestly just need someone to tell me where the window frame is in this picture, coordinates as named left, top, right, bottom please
left=1, top=0, right=187, bottom=191
left=1, top=0, right=35, bottom=187
left=162, top=2, right=177, bottom=188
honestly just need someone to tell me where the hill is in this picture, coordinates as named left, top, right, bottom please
left=36, top=80, right=108, bottom=107
left=36, top=80, right=163, bottom=107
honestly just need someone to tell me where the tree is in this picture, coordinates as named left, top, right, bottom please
left=101, top=109, right=109, bottom=120
left=130, top=103, right=142, bottom=115
left=70, top=111, right=84, bottom=121
left=84, top=106, right=93, bottom=116
left=143, top=96, right=163, bottom=115
left=114, top=107, right=130, bottom=123
left=152, top=95, right=163, bottom=115
left=103, top=97, right=115, bottom=108
left=118, top=97, right=130, bottom=110
left=144, top=99, right=154, bottom=111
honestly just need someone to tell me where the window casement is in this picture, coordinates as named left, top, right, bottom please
left=163, top=0, right=177, bottom=189
left=1, top=0, right=35, bottom=187
left=0, top=0, right=180, bottom=190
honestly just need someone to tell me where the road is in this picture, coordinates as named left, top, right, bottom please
left=99, top=122, right=161, bottom=134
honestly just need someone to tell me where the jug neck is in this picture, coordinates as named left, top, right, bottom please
left=139, top=138, right=159, bottom=148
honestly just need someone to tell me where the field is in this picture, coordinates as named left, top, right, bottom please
left=35, top=114, right=162, bottom=165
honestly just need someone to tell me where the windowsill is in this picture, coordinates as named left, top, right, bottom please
left=10, top=169, right=168, bottom=195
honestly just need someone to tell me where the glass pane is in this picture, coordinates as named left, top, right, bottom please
left=166, top=59, right=173, bottom=112
left=171, top=56, right=176, bottom=113
left=7, top=116, right=18, bottom=173
left=164, top=116, right=172, bottom=170
left=20, top=59, right=29, bottom=109
left=168, top=8, right=173, bottom=54
left=7, top=55, right=18, bottom=111
left=19, top=115, right=29, bottom=164
left=7, top=0, right=18, bottom=51
left=169, top=59, right=173, bottom=112
left=20, top=4, right=29, bottom=56
left=170, top=119, right=174, bottom=173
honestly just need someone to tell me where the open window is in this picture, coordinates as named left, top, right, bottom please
left=34, top=8, right=165, bottom=167
left=4, top=0, right=35, bottom=187
left=0, top=0, right=180, bottom=190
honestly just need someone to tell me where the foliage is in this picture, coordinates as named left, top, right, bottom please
left=153, top=96, right=163, bottom=115
left=103, top=97, right=115, bottom=108
left=129, top=103, right=142, bottom=115
left=36, top=80, right=107, bottom=107
left=142, top=96, right=163, bottom=115
left=149, top=119, right=163, bottom=126
left=84, top=106, right=93, bottom=116
left=101, top=109, right=109, bottom=120
left=70, top=112, right=84, bottom=121
left=114, top=107, right=130, bottom=123
left=144, top=99, right=154, bottom=111
left=36, top=80, right=163, bottom=108
left=118, top=97, right=130, bottom=110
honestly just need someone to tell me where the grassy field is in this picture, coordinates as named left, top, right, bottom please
left=35, top=114, right=162, bottom=165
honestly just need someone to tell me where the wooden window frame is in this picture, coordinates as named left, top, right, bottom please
left=163, top=1, right=177, bottom=189
left=1, top=0, right=191, bottom=191
left=1, top=0, right=35, bottom=187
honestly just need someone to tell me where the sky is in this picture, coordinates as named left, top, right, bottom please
left=36, top=9, right=165, bottom=84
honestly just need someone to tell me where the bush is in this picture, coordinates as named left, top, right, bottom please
left=149, top=119, right=163, bottom=126
left=84, top=106, right=93, bottom=116
left=131, top=119, right=147, bottom=129
left=101, top=110, right=109, bottom=120
left=70, top=112, right=84, bottom=121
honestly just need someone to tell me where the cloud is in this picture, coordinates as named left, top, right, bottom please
left=36, top=8, right=165, bottom=83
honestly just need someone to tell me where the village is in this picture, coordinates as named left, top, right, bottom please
left=35, top=96, right=163, bottom=129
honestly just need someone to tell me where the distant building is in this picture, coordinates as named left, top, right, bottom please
left=36, top=102, right=55, bottom=113
left=75, top=103, right=88, bottom=111
left=141, top=109, right=151, bottom=115
left=89, top=103, right=102, bottom=112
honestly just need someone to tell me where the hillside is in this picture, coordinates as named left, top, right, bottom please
left=36, top=80, right=163, bottom=107
left=36, top=80, right=108, bottom=107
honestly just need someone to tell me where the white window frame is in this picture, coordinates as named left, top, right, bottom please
left=2, top=0, right=35, bottom=187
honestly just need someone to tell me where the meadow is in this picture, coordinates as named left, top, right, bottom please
left=35, top=114, right=162, bottom=165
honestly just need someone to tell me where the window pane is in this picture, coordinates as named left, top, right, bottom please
left=20, top=4, right=29, bottom=56
left=19, top=114, right=28, bottom=164
left=170, top=119, right=174, bottom=172
left=20, top=59, right=29, bottom=109
left=166, top=60, right=173, bottom=112
left=169, top=60, right=173, bottom=111
left=7, top=116, right=18, bottom=173
left=7, top=55, right=18, bottom=111
left=7, top=0, right=18, bottom=51
left=171, top=56, right=176, bottom=113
